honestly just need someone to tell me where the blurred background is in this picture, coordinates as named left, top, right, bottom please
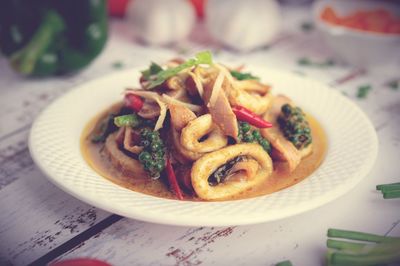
left=1, top=0, right=399, bottom=134
left=1, top=0, right=399, bottom=78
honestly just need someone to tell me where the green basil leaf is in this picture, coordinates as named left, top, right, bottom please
left=146, top=51, right=213, bottom=89
left=230, top=70, right=260, bottom=81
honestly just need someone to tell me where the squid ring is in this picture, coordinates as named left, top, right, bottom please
left=104, top=133, right=147, bottom=177
left=171, top=127, right=202, bottom=162
left=191, top=143, right=273, bottom=200
left=181, top=114, right=228, bottom=153
left=228, top=88, right=273, bottom=115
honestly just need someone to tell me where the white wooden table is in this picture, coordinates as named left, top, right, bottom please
left=1, top=7, right=399, bottom=266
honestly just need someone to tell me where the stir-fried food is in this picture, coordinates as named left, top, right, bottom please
left=82, top=51, right=327, bottom=201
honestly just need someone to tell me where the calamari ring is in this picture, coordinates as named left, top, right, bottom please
left=235, top=80, right=270, bottom=94
left=104, top=133, right=146, bottom=177
left=170, top=127, right=202, bottom=163
left=191, top=143, right=273, bottom=200
left=181, top=114, right=228, bottom=153
left=228, top=88, right=273, bottom=115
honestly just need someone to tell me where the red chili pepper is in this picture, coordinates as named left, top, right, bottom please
left=108, top=0, right=129, bottom=17
left=165, top=158, right=184, bottom=200
left=124, top=93, right=144, bottom=112
left=232, top=105, right=273, bottom=128
left=50, top=258, right=112, bottom=266
left=190, top=0, right=206, bottom=19
left=180, top=170, right=194, bottom=194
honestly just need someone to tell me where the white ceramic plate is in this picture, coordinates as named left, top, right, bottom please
left=29, top=66, right=378, bottom=226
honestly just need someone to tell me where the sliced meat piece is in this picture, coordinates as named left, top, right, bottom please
left=203, top=72, right=238, bottom=140
left=115, top=126, right=126, bottom=146
left=123, top=127, right=143, bottom=154
left=261, top=95, right=301, bottom=172
left=104, top=132, right=147, bottom=177
left=169, top=104, right=197, bottom=131
left=185, top=71, right=204, bottom=98
left=138, top=100, right=160, bottom=119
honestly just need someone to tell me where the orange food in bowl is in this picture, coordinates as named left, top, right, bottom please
left=321, top=6, right=400, bottom=34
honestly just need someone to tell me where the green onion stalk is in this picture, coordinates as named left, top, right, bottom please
left=275, top=260, right=293, bottom=266
left=376, top=182, right=400, bottom=199
left=326, top=228, right=400, bottom=266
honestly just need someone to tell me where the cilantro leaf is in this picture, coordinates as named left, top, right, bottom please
left=297, top=57, right=335, bottom=67
left=357, top=85, right=372, bottom=99
left=387, top=80, right=399, bottom=90
left=145, top=51, right=213, bottom=89
left=141, top=62, right=163, bottom=80
left=230, top=70, right=260, bottom=81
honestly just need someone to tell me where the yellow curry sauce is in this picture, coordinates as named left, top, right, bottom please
left=81, top=103, right=327, bottom=201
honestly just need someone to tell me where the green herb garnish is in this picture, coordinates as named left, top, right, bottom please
left=141, top=62, right=163, bottom=80
left=112, top=61, right=124, bottom=69
left=376, top=182, right=400, bottom=199
left=275, top=260, right=293, bottom=266
left=387, top=80, right=399, bottom=90
left=144, top=51, right=213, bottom=89
left=298, top=57, right=335, bottom=67
left=357, top=85, right=372, bottom=99
left=298, top=57, right=311, bottom=66
left=114, top=114, right=141, bottom=128
left=326, top=228, right=400, bottom=265
left=230, top=70, right=260, bottom=81
left=301, top=21, right=314, bottom=32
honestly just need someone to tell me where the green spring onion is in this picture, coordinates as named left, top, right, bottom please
left=326, top=228, right=400, bottom=266
left=376, top=182, right=400, bottom=199
left=114, top=114, right=141, bottom=128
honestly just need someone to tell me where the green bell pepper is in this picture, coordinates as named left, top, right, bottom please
left=0, top=0, right=108, bottom=76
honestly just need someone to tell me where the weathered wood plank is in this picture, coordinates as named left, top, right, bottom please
left=0, top=164, right=112, bottom=265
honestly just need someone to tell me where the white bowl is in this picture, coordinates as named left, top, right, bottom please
left=313, top=0, right=400, bottom=68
